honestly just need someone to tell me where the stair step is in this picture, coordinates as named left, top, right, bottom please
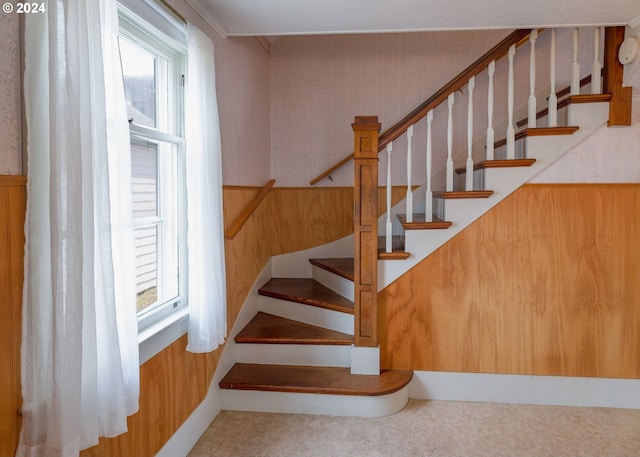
left=259, top=278, right=354, bottom=314
left=309, top=258, right=354, bottom=281
left=377, top=235, right=410, bottom=259
left=220, top=363, right=414, bottom=396
left=557, top=93, right=613, bottom=110
left=455, top=158, right=536, bottom=174
left=236, top=312, right=353, bottom=345
left=517, top=93, right=611, bottom=128
left=433, top=190, right=494, bottom=199
left=397, top=214, right=452, bottom=230
left=494, top=126, right=579, bottom=148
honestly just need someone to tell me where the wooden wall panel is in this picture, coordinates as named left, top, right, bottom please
left=0, top=176, right=25, bottom=457
left=271, top=186, right=410, bottom=256
left=223, top=186, right=273, bottom=327
left=380, top=184, right=640, bottom=379
left=81, top=336, right=210, bottom=457
left=83, top=185, right=273, bottom=456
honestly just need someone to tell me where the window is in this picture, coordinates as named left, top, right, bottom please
left=118, top=3, right=187, bottom=334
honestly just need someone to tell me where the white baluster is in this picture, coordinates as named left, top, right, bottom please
left=385, top=142, right=393, bottom=253
left=425, top=110, right=433, bottom=222
left=486, top=61, right=495, bottom=161
left=446, top=93, right=455, bottom=192
left=528, top=30, right=538, bottom=128
left=466, top=77, right=475, bottom=191
left=571, top=28, right=580, bottom=95
left=506, top=44, right=516, bottom=160
left=405, top=125, right=414, bottom=223
left=548, top=28, right=558, bottom=127
left=592, top=26, right=602, bottom=94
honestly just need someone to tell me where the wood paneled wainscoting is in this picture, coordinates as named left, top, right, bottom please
left=270, top=186, right=411, bottom=256
left=3, top=181, right=376, bottom=456
left=0, top=176, right=26, bottom=457
left=380, top=184, right=640, bottom=379
left=83, top=185, right=275, bottom=456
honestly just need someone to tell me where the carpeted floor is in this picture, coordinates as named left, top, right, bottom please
left=187, top=399, right=640, bottom=457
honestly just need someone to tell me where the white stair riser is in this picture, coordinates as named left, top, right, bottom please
left=235, top=343, right=351, bottom=367
left=221, top=386, right=410, bottom=417
left=259, top=296, right=354, bottom=335
left=311, top=265, right=354, bottom=301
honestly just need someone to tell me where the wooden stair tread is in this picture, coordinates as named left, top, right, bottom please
left=309, top=258, right=354, bottom=281
left=397, top=214, right=452, bottom=230
left=220, top=363, right=414, bottom=396
left=455, top=159, right=536, bottom=174
left=517, top=93, right=611, bottom=127
left=433, top=190, right=494, bottom=199
left=235, top=312, right=353, bottom=345
left=557, top=93, right=612, bottom=109
left=494, top=126, right=579, bottom=148
left=259, top=278, right=354, bottom=314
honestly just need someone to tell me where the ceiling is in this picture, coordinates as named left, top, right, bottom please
left=186, top=0, right=640, bottom=38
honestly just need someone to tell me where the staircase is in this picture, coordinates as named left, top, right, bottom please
left=217, top=26, right=629, bottom=418
left=219, top=244, right=414, bottom=417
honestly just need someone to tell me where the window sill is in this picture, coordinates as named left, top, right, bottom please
left=139, top=307, right=189, bottom=365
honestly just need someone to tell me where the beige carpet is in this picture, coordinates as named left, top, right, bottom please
left=188, top=399, right=640, bottom=457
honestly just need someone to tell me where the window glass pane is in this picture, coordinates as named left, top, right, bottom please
left=158, top=142, right=180, bottom=303
left=120, top=36, right=157, bottom=128
left=131, top=140, right=158, bottom=218
left=131, top=139, right=180, bottom=316
left=134, top=224, right=158, bottom=313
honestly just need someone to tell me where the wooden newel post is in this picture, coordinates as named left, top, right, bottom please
left=352, top=116, right=381, bottom=348
left=603, top=26, right=633, bottom=126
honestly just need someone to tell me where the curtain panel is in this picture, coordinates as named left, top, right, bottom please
left=19, top=1, right=139, bottom=455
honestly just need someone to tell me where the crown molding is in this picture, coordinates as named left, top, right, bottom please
left=185, top=0, right=228, bottom=39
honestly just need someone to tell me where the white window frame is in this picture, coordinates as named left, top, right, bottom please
left=118, top=2, right=189, bottom=363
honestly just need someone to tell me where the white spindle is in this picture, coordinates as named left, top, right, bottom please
left=571, top=28, right=580, bottom=95
left=385, top=142, right=393, bottom=253
left=405, top=125, right=414, bottom=223
left=528, top=30, right=538, bottom=128
left=486, top=61, right=495, bottom=161
left=446, top=93, right=455, bottom=192
left=592, top=26, right=602, bottom=94
left=506, top=44, right=516, bottom=160
left=465, top=77, right=475, bottom=191
left=548, top=28, right=558, bottom=127
left=425, top=110, right=433, bottom=222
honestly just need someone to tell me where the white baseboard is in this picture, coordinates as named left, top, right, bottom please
left=154, top=388, right=221, bottom=457
left=410, top=371, right=640, bottom=409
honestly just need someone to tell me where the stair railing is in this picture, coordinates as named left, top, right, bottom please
left=350, top=26, right=630, bottom=350
left=373, top=26, right=627, bottom=254
left=225, top=179, right=276, bottom=239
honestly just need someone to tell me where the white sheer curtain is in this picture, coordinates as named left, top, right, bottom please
left=19, top=0, right=139, bottom=455
left=185, top=23, right=227, bottom=353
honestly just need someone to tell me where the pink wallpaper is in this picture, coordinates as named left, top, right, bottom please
left=0, top=11, right=22, bottom=175
left=168, top=0, right=272, bottom=187
left=3, top=14, right=638, bottom=187
left=269, top=30, right=511, bottom=187
left=268, top=28, right=628, bottom=188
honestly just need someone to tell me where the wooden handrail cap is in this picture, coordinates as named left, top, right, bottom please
left=352, top=116, right=381, bottom=131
